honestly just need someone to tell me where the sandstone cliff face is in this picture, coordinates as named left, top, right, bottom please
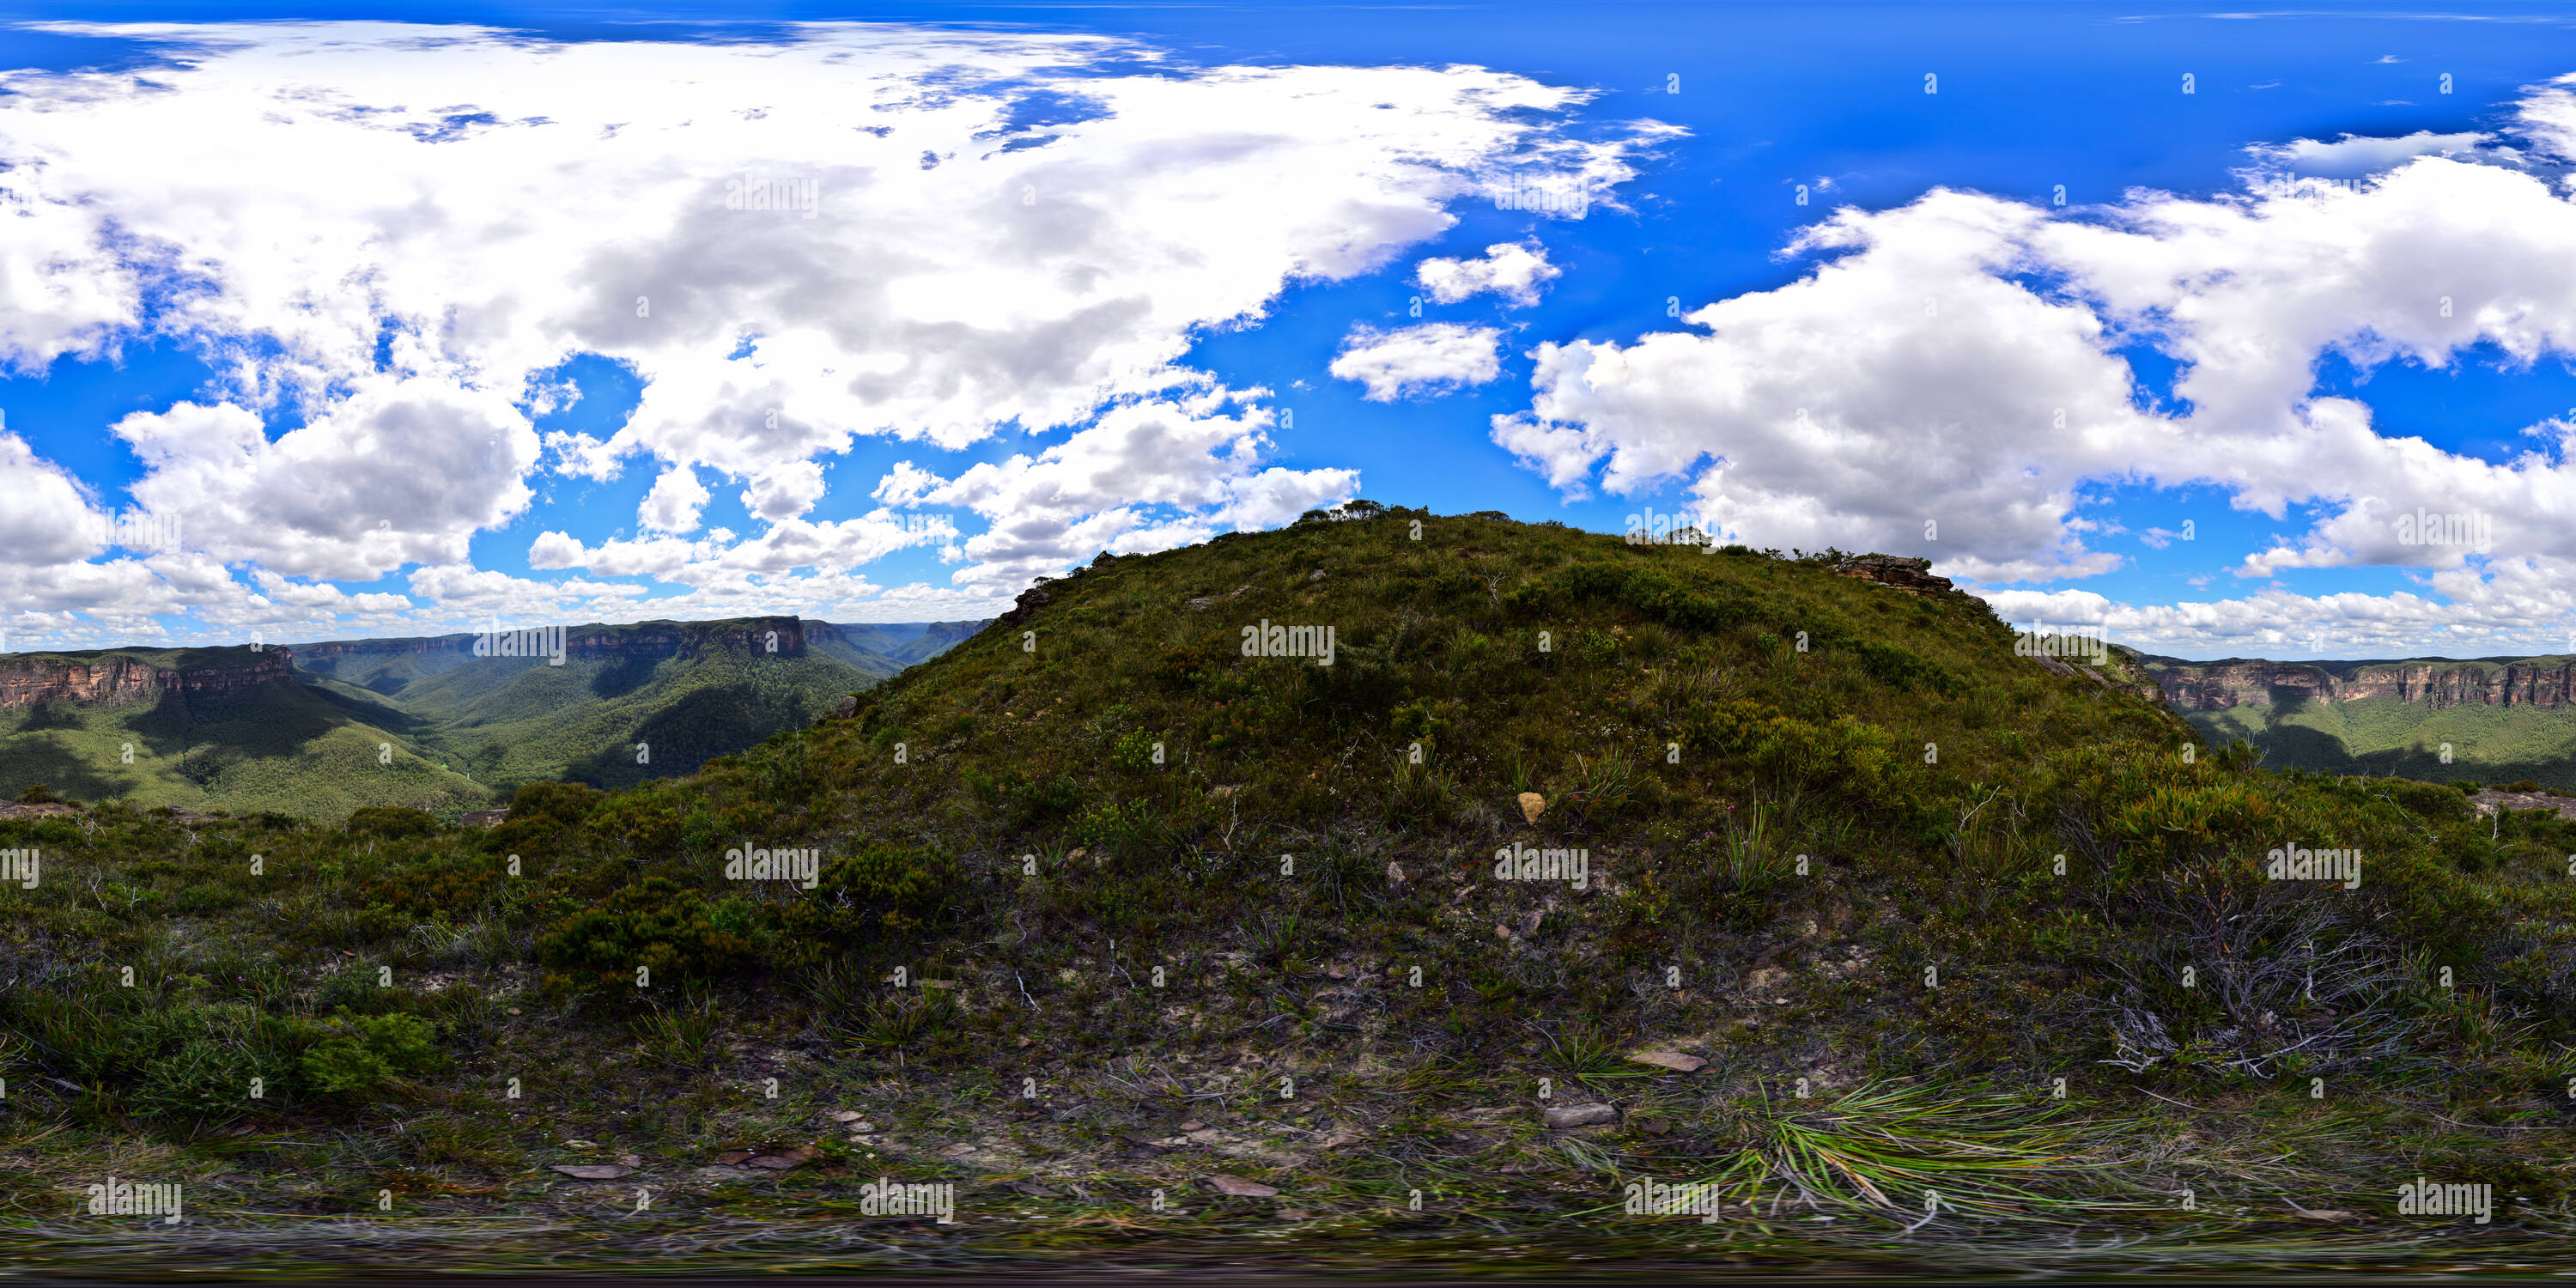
left=2144, top=656, right=2576, bottom=711
left=0, top=648, right=292, bottom=710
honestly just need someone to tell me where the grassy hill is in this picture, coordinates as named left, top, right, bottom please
left=4, top=509, right=2573, bottom=1275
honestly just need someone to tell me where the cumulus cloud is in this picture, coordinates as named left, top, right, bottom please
left=641, top=467, right=712, bottom=534
left=1415, top=240, right=1559, bottom=306
left=890, top=392, right=1356, bottom=587
left=112, top=377, right=539, bottom=581
left=1330, top=323, right=1505, bottom=402
left=1498, top=143, right=2576, bottom=612
left=0, top=21, right=1660, bottom=639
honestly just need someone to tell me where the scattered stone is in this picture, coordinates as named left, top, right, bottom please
left=2289, top=1206, right=2358, bottom=1222
left=714, top=1151, right=753, bottom=1165
left=829, top=1110, right=866, bottom=1124
left=1627, top=1051, right=1707, bottom=1073
left=550, top=1164, right=631, bottom=1180
left=939, top=1142, right=975, bottom=1157
left=832, top=694, right=860, bottom=720
left=1209, top=1174, right=1280, bottom=1197
left=1516, top=792, right=1546, bottom=823
left=459, top=809, right=509, bottom=828
left=1542, top=1103, right=1619, bottom=1129
left=1186, top=585, right=1254, bottom=611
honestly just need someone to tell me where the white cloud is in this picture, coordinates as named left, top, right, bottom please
left=893, top=392, right=1354, bottom=586
left=1330, top=323, right=1505, bottom=402
left=1415, top=240, right=1559, bottom=306
left=1500, top=147, right=2576, bottom=604
left=0, top=21, right=1662, bottom=638
left=640, top=466, right=712, bottom=534
left=112, top=377, right=538, bottom=581
left=2253, top=130, right=2486, bottom=178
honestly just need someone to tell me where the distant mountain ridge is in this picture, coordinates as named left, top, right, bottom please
left=0, top=616, right=987, bottom=817
left=2136, top=651, right=2576, bottom=789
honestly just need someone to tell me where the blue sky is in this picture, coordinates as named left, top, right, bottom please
left=3, top=2, right=2576, bottom=658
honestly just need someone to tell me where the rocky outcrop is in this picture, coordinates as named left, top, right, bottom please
left=997, top=585, right=1053, bottom=629
left=1832, top=554, right=1955, bottom=596
left=2142, top=656, right=2576, bottom=712
left=0, top=648, right=291, bottom=710
left=2470, top=788, right=2576, bottom=821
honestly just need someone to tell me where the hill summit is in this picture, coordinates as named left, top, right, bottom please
left=5, top=507, right=2573, bottom=1273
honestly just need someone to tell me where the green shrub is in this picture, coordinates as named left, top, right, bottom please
left=781, top=844, right=954, bottom=942
left=346, top=806, right=440, bottom=839
left=138, top=1037, right=270, bottom=1120
left=300, top=1011, right=440, bottom=1098
left=538, top=876, right=756, bottom=986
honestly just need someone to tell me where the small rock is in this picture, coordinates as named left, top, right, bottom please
left=1179, top=1120, right=1206, bottom=1131
left=1627, top=1051, right=1707, bottom=1073
left=714, top=1151, right=753, bottom=1165
left=506, top=1007, right=522, bottom=1016
left=1518, top=908, right=1544, bottom=936
left=1542, top=1103, right=1619, bottom=1129
left=2291, top=1207, right=2358, bottom=1222
left=617, top=1153, right=642, bottom=1168
left=550, top=1164, right=631, bottom=1180
left=1516, top=792, right=1546, bottom=824
left=830, top=1110, right=866, bottom=1123
left=939, top=1142, right=975, bottom=1157
left=1630, top=1116, right=1673, bottom=1136
left=1325, top=966, right=1348, bottom=980
left=1209, top=1174, right=1280, bottom=1197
